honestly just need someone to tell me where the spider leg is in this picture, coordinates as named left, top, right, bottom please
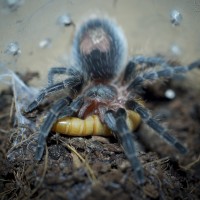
left=131, top=55, right=167, bottom=66
left=36, top=97, right=72, bottom=160
left=48, top=67, right=80, bottom=86
left=187, top=59, right=200, bottom=70
left=25, top=72, right=84, bottom=113
left=104, top=110, right=117, bottom=131
left=127, top=59, right=200, bottom=91
left=36, top=96, right=84, bottom=160
left=126, top=100, right=188, bottom=154
left=123, top=60, right=137, bottom=83
left=57, top=96, right=84, bottom=119
left=104, top=108, right=145, bottom=184
left=48, top=67, right=68, bottom=86
left=123, top=56, right=167, bottom=83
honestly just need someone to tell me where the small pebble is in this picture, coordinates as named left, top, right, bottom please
left=5, top=42, right=21, bottom=56
left=57, top=14, right=73, bottom=27
left=170, top=43, right=182, bottom=56
left=165, top=89, right=176, bottom=99
left=5, top=0, right=23, bottom=11
left=39, top=38, right=52, bottom=49
left=170, top=10, right=182, bottom=26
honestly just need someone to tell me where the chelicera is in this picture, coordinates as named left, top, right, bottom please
left=25, top=16, right=200, bottom=184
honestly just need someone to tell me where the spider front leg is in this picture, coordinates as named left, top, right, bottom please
left=36, top=97, right=71, bottom=160
left=104, top=108, right=145, bottom=185
left=36, top=96, right=84, bottom=160
left=126, top=100, right=188, bottom=154
left=25, top=70, right=84, bottom=113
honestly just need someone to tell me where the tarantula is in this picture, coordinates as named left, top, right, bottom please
left=25, top=16, right=200, bottom=184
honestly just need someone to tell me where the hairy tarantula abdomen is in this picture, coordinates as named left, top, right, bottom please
left=72, top=17, right=127, bottom=81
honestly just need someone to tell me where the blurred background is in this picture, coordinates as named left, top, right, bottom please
left=0, top=0, right=200, bottom=89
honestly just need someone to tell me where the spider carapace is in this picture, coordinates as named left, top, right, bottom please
left=25, top=16, right=200, bottom=184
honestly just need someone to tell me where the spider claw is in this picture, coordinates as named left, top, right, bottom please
left=135, top=168, right=145, bottom=185
left=35, top=145, right=44, bottom=161
left=174, top=142, right=188, bottom=154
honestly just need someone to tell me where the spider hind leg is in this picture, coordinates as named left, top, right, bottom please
left=126, top=100, right=188, bottom=154
left=127, top=58, right=200, bottom=92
